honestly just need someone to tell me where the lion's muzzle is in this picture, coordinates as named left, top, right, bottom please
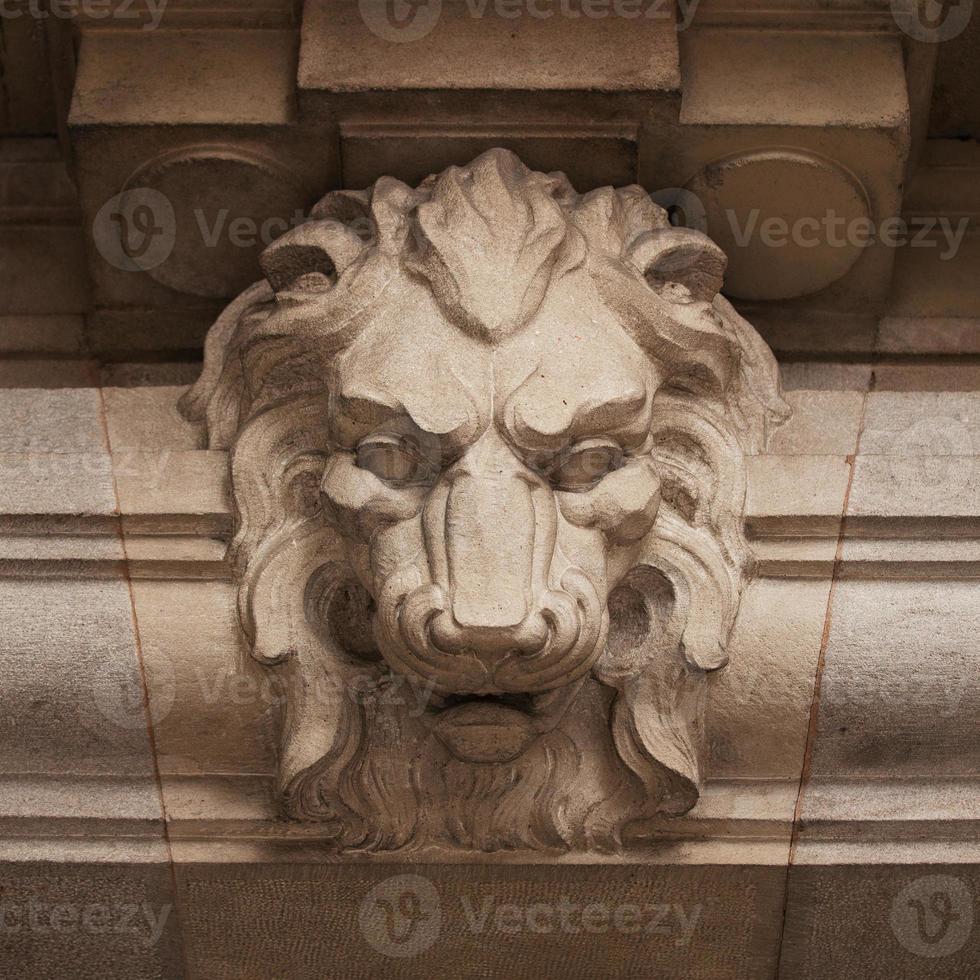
left=375, top=440, right=607, bottom=700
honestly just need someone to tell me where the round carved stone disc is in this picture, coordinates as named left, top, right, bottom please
left=685, top=149, right=871, bottom=301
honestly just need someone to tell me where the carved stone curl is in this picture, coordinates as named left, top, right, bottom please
left=181, top=149, right=788, bottom=853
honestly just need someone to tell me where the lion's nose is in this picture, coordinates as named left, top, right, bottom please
left=431, top=444, right=555, bottom=660
left=444, top=466, right=537, bottom=627
left=430, top=610, right=550, bottom=659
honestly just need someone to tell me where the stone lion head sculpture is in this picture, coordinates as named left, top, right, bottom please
left=182, top=149, right=787, bottom=853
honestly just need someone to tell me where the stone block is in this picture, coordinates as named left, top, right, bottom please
left=104, top=386, right=204, bottom=451
left=809, top=579, right=980, bottom=778
left=779, top=863, right=980, bottom=980
left=0, top=388, right=106, bottom=452
left=0, top=316, right=86, bottom=355
left=0, top=360, right=100, bottom=388
left=764, top=390, right=864, bottom=456
left=69, top=29, right=336, bottom=321
left=113, top=450, right=228, bottom=528
left=847, top=455, right=979, bottom=525
left=779, top=362, right=873, bottom=392
left=0, top=452, right=116, bottom=516
left=673, top=29, right=909, bottom=312
left=0, top=859, right=181, bottom=980
left=0, top=577, right=157, bottom=777
left=299, top=0, right=680, bottom=190
left=129, top=579, right=276, bottom=777
left=706, top=577, right=829, bottom=780
left=860, top=391, right=980, bottom=457
left=877, top=317, right=980, bottom=356
left=745, top=455, right=851, bottom=535
left=175, top=860, right=786, bottom=980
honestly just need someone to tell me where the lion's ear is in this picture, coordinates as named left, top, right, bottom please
left=626, top=228, right=726, bottom=304
left=259, top=219, right=367, bottom=293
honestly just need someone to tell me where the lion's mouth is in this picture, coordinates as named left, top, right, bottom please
left=425, top=685, right=581, bottom=764
left=430, top=691, right=537, bottom=715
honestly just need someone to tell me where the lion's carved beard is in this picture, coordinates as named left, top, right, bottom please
left=267, top=559, right=706, bottom=855
left=284, top=671, right=664, bottom=854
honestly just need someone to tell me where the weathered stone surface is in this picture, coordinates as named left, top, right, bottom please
left=0, top=316, right=86, bottom=355
left=745, top=455, right=850, bottom=534
left=765, top=390, right=864, bottom=456
left=848, top=455, right=979, bottom=523
left=0, top=360, right=99, bottom=388
left=779, top=864, right=980, bottom=980
left=0, top=860, right=181, bottom=980
left=706, top=577, right=829, bottom=780
left=0, top=388, right=105, bottom=453
left=70, top=29, right=297, bottom=126
left=810, top=579, right=980, bottom=778
left=0, top=452, right=115, bottom=516
left=104, top=386, right=204, bottom=451
left=130, top=580, right=276, bottom=777
left=779, top=362, right=873, bottom=392
left=860, top=391, right=980, bottom=456
left=301, top=0, right=680, bottom=95
left=175, top=861, right=786, bottom=980
left=0, top=578, right=157, bottom=777
left=113, top=450, right=228, bottom=525
left=877, top=317, right=980, bottom=356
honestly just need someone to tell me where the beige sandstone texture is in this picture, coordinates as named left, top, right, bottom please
left=1, top=4, right=978, bottom=978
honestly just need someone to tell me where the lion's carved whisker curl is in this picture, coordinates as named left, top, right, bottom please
left=181, top=149, right=788, bottom=853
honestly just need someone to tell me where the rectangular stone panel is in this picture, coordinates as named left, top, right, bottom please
left=0, top=858, right=181, bottom=980
left=104, top=386, right=204, bottom=452
left=0, top=577, right=158, bottom=778
left=764, top=390, right=864, bottom=456
left=809, top=579, right=980, bottom=778
left=70, top=30, right=298, bottom=126
left=176, top=860, right=785, bottom=980
left=301, top=0, right=680, bottom=94
left=0, top=388, right=106, bottom=453
left=129, top=579, right=276, bottom=777
left=745, top=455, right=851, bottom=535
left=847, top=455, right=979, bottom=523
left=779, top=863, right=980, bottom=980
left=0, top=452, right=116, bottom=517
left=341, top=124, right=638, bottom=191
left=706, top=577, right=829, bottom=780
left=859, top=391, right=980, bottom=457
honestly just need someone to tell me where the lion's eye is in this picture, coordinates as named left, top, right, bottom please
left=355, top=437, right=434, bottom=487
left=548, top=441, right=623, bottom=491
